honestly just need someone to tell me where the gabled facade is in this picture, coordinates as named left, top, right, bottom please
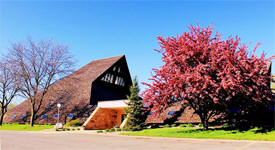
left=90, top=57, right=132, bottom=105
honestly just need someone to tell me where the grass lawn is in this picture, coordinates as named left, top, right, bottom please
left=0, top=123, right=54, bottom=131
left=121, top=127, right=275, bottom=141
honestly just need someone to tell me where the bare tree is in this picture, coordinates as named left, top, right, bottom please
left=9, top=39, right=74, bottom=126
left=0, top=58, right=20, bottom=125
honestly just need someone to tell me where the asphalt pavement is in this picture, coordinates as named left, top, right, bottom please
left=0, top=130, right=274, bottom=150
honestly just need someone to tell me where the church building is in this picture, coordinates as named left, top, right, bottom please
left=5, top=55, right=132, bottom=129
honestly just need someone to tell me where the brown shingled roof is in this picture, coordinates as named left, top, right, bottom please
left=4, top=55, right=125, bottom=124
left=146, top=102, right=202, bottom=124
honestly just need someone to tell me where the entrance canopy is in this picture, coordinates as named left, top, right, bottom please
left=98, top=100, right=128, bottom=108
left=83, top=100, right=129, bottom=130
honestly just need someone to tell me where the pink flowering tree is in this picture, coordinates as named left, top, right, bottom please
left=142, top=25, right=274, bottom=130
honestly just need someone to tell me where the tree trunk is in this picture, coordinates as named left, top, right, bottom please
left=30, top=103, right=35, bottom=127
left=0, top=107, right=5, bottom=125
left=0, top=113, right=4, bottom=125
left=203, top=119, right=209, bottom=130
left=198, top=113, right=209, bottom=130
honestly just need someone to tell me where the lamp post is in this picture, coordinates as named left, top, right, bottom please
left=55, top=103, right=62, bottom=129
left=57, top=103, right=61, bottom=123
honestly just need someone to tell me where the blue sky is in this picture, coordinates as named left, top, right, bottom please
left=0, top=0, right=274, bottom=103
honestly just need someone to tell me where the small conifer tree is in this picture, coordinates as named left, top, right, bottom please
left=125, top=76, right=148, bottom=131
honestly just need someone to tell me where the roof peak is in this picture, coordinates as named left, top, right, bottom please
left=92, top=55, right=125, bottom=62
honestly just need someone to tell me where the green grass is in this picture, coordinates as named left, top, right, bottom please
left=121, top=127, right=275, bottom=141
left=0, top=123, right=54, bottom=131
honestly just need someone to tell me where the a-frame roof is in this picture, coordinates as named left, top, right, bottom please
left=72, top=55, right=125, bottom=82
left=5, top=55, right=127, bottom=123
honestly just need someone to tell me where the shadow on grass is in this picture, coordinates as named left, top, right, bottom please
left=252, top=127, right=274, bottom=133
left=174, top=126, right=274, bottom=134
left=174, top=128, right=217, bottom=134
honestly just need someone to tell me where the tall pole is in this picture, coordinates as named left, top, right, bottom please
left=57, top=106, right=60, bottom=123
left=57, top=103, right=61, bottom=124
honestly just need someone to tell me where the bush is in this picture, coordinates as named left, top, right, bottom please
left=186, top=123, right=194, bottom=127
left=179, top=124, right=187, bottom=127
left=124, top=126, right=142, bottom=131
left=109, top=128, right=115, bottom=132
left=62, top=128, right=66, bottom=131
left=123, top=125, right=143, bottom=131
left=164, top=124, right=170, bottom=128
left=198, top=123, right=203, bottom=127
left=150, top=124, right=159, bottom=129
left=179, top=124, right=194, bottom=127
left=55, top=128, right=60, bottom=131
left=72, top=128, right=75, bottom=131
left=171, top=124, right=177, bottom=127
left=132, top=126, right=142, bottom=131
left=65, top=128, right=70, bottom=131
left=116, top=128, right=121, bottom=131
left=105, top=129, right=109, bottom=132
left=64, top=119, right=83, bottom=127
left=77, top=128, right=80, bottom=130
left=222, top=123, right=230, bottom=128
left=97, top=130, right=103, bottom=133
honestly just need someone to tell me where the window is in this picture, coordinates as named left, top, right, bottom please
left=53, top=114, right=59, bottom=118
left=21, top=114, right=26, bottom=119
left=101, top=74, right=115, bottom=83
left=115, top=76, right=125, bottom=86
left=167, top=111, right=176, bottom=115
left=112, top=66, right=121, bottom=73
left=101, top=72, right=125, bottom=86
left=119, top=77, right=125, bottom=86
left=67, top=114, right=74, bottom=118
left=101, top=76, right=106, bottom=82
left=110, top=74, right=114, bottom=83
left=106, top=74, right=110, bottom=82
left=120, top=78, right=125, bottom=86
left=41, top=114, right=48, bottom=119
left=115, top=76, right=119, bottom=85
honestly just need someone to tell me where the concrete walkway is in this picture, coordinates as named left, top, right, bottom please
left=0, top=130, right=274, bottom=150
